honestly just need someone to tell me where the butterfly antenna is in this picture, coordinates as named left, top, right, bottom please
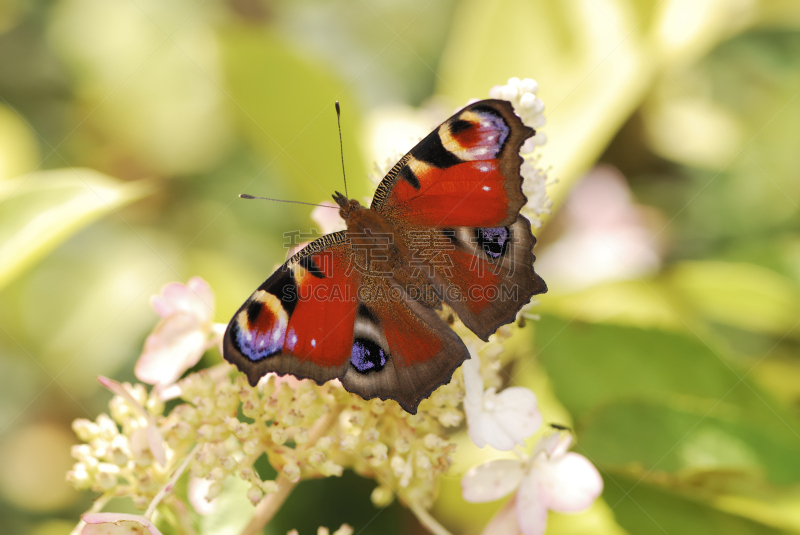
left=238, top=193, right=337, bottom=208
left=335, top=101, right=348, bottom=199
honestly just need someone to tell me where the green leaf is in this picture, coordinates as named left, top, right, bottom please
left=667, top=261, right=800, bottom=338
left=0, top=169, right=153, bottom=290
left=536, top=315, right=800, bottom=485
left=536, top=315, right=742, bottom=418
left=537, top=278, right=686, bottom=332
left=580, top=399, right=800, bottom=486
left=604, top=475, right=793, bottom=535
left=218, top=27, right=371, bottom=204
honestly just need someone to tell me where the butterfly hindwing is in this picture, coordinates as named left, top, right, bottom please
left=224, top=232, right=357, bottom=387
left=405, top=215, right=547, bottom=341
left=341, top=280, right=469, bottom=413
left=372, top=99, right=533, bottom=228
left=224, top=232, right=469, bottom=413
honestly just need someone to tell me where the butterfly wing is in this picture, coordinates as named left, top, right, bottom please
left=224, top=232, right=357, bottom=387
left=406, top=216, right=547, bottom=342
left=370, top=99, right=546, bottom=341
left=342, top=280, right=469, bottom=413
left=223, top=232, right=469, bottom=413
left=371, top=99, right=533, bottom=228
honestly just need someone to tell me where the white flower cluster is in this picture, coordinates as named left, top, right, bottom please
left=489, top=77, right=553, bottom=228
left=489, top=77, right=547, bottom=148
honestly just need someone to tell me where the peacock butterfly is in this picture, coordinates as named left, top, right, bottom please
left=223, top=99, right=547, bottom=413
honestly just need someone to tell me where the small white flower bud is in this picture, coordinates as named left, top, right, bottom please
left=416, top=453, right=432, bottom=472
left=348, top=411, right=366, bottom=427
left=95, top=470, right=117, bottom=491
left=262, top=479, right=279, bottom=494
left=197, top=424, right=214, bottom=441
left=370, top=443, right=388, bottom=464
left=247, top=485, right=264, bottom=505
left=390, top=455, right=406, bottom=476
left=520, top=78, right=538, bottom=94
left=394, top=438, right=410, bottom=454
left=316, top=436, right=333, bottom=451
left=369, top=400, right=385, bottom=415
left=500, top=85, right=518, bottom=101
left=111, top=448, right=129, bottom=467
left=72, top=419, right=99, bottom=441
left=321, top=460, right=343, bottom=477
left=283, top=462, right=301, bottom=482
left=489, top=85, right=504, bottom=99
left=206, top=481, right=223, bottom=501
left=271, top=426, right=288, bottom=445
left=370, top=485, right=394, bottom=507
left=243, top=438, right=260, bottom=455
left=332, top=525, right=354, bottom=535
left=71, top=444, right=93, bottom=461
left=519, top=92, right=537, bottom=110
left=363, top=429, right=379, bottom=443
left=209, top=467, right=225, bottom=481
left=507, top=77, right=521, bottom=87
left=340, top=434, right=358, bottom=451
left=423, top=434, right=444, bottom=450
left=66, top=464, right=92, bottom=490
left=96, top=414, right=119, bottom=437
left=308, top=450, right=326, bottom=467
left=294, top=427, right=309, bottom=445
left=437, top=409, right=462, bottom=427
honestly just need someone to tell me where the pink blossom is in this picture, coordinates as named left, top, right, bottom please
left=462, top=432, right=603, bottom=535
left=136, top=277, right=224, bottom=387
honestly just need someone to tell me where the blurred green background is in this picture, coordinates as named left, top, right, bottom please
left=2, top=0, right=800, bottom=534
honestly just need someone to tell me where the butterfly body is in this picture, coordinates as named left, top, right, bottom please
left=224, top=99, right=547, bottom=413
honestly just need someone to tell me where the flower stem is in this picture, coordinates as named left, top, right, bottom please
left=408, top=501, right=454, bottom=535
left=145, top=443, right=200, bottom=519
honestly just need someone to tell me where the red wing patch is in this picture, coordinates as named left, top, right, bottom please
left=385, top=160, right=510, bottom=227
left=283, top=249, right=356, bottom=366
left=371, top=100, right=533, bottom=229
left=223, top=232, right=357, bottom=387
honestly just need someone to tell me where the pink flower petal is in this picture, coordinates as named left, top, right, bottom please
left=461, top=459, right=523, bottom=503
left=539, top=452, right=603, bottom=513
left=481, top=499, right=519, bottom=535
left=82, top=513, right=164, bottom=535
left=516, top=472, right=549, bottom=535
left=135, top=314, right=207, bottom=386
left=187, top=277, right=215, bottom=323
left=152, top=283, right=194, bottom=316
